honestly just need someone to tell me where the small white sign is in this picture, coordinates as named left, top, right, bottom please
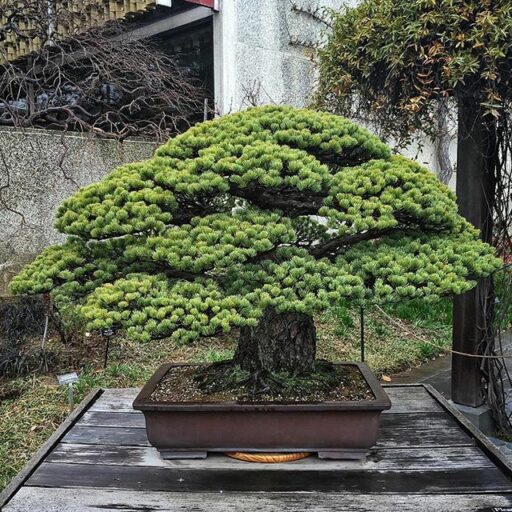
left=57, top=372, right=79, bottom=385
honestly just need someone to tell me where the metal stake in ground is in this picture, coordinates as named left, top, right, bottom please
left=360, top=306, right=365, bottom=363
left=101, top=327, right=116, bottom=368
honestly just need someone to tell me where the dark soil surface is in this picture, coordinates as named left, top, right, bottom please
left=149, top=361, right=375, bottom=403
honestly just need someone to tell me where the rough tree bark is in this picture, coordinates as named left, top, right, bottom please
left=436, top=98, right=455, bottom=186
left=234, top=308, right=317, bottom=374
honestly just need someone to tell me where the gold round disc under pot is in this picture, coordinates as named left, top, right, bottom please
left=225, top=452, right=311, bottom=463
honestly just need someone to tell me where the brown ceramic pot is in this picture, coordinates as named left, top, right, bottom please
left=133, top=362, right=391, bottom=460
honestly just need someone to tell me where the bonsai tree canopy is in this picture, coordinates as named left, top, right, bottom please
left=11, top=106, right=500, bottom=383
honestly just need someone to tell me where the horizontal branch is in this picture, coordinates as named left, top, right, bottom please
left=236, top=228, right=415, bottom=267
left=151, top=264, right=209, bottom=282
left=309, top=228, right=397, bottom=258
left=230, top=184, right=325, bottom=216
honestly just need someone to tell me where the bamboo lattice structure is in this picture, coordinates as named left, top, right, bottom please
left=0, top=0, right=157, bottom=61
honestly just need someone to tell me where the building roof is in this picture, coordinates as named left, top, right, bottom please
left=0, top=0, right=216, bottom=62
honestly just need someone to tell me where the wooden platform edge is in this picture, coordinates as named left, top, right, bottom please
left=0, top=387, right=103, bottom=511
left=423, top=384, right=512, bottom=477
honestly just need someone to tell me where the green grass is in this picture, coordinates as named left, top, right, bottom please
left=0, top=300, right=453, bottom=492
left=0, top=379, right=69, bottom=489
left=385, top=298, right=452, bottom=330
left=318, top=299, right=452, bottom=376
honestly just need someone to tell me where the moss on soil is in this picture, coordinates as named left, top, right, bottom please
left=150, top=361, right=374, bottom=403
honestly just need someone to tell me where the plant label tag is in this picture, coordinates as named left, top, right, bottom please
left=101, top=327, right=115, bottom=337
left=57, top=372, right=79, bottom=385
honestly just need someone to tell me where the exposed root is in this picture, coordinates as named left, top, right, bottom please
left=193, top=359, right=356, bottom=401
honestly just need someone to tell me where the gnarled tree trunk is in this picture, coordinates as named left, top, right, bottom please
left=234, top=308, right=316, bottom=374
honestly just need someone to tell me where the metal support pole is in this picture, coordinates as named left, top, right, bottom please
left=360, top=306, right=365, bottom=363
left=67, top=383, right=74, bottom=414
left=203, top=98, right=209, bottom=121
left=104, top=337, right=111, bottom=369
left=41, top=314, right=49, bottom=350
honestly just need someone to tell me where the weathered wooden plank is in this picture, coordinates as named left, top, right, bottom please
left=78, top=410, right=460, bottom=431
left=98, top=388, right=141, bottom=398
left=61, top=423, right=473, bottom=449
left=89, top=386, right=443, bottom=414
left=26, top=462, right=512, bottom=494
left=384, top=399, right=442, bottom=414
left=62, top=425, right=149, bottom=446
left=88, top=389, right=138, bottom=412
left=46, top=443, right=496, bottom=471
left=381, top=411, right=459, bottom=429
left=79, top=410, right=144, bottom=428
left=62, top=426, right=149, bottom=446
left=377, top=426, right=472, bottom=447
left=383, top=387, right=443, bottom=413
left=425, top=384, right=512, bottom=477
left=6, top=488, right=512, bottom=512
left=0, top=388, right=102, bottom=511
left=383, top=386, right=434, bottom=399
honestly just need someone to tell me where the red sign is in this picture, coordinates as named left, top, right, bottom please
left=184, top=0, right=217, bottom=9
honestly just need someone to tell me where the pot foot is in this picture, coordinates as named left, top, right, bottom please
left=318, top=449, right=367, bottom=460
left=159, top=450, right=208, bottom=460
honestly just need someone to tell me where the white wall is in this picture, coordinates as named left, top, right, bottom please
left=402, top=134, right=457, bottom=189
left=214, top=0, right=344, bottom=113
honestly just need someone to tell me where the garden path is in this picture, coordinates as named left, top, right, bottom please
left=392, top=331, right=512, bottom=455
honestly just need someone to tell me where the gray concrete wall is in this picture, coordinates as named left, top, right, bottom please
left=214, top=0, right=344, bottom=113
left=0, top=127, right=156, bottom=294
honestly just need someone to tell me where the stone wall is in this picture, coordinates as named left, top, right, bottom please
left=214, top=0, right=344, bottom=113
left=0, top=127, right=156, bottom=294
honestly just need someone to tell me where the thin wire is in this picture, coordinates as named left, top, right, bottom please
left=374, top=304, right=512, bottom=360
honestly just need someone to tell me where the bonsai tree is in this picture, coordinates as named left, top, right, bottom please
left=10, top=106, right=500, bottom=393
left=315, top=0, right=512, bottom=407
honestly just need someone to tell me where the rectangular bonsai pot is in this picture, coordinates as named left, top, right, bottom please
left=132, top=362, right=391, bottom=460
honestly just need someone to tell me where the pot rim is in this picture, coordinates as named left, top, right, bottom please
left=133, top=362, right=392, bottom=412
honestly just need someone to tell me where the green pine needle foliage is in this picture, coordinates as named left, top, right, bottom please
left=10, top=106, right=501, bottom=343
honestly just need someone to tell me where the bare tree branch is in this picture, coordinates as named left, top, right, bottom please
left=0, top=1, right=208, bottom=142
